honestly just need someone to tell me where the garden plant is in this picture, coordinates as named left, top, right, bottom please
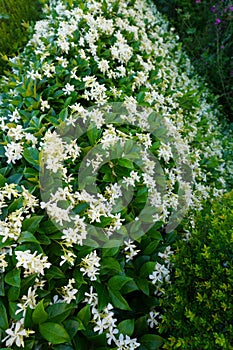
left=155, top=0, right=233, bottom=121
left=0, top=0, right=232, bottom=349
left=0, top=0, right=43, bottom=76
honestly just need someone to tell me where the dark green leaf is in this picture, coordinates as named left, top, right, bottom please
left=46, top=266, right=66, bottom=281
left=77, top=305, right=91, bottom=327
left=118, top=319, right=134, bottom=336
left=18, top=231, right=40, bottom=244
left=46, top=303, right=72, bottom=323
left=63, top=319, right=85, bottom=338
left=140, top=334, right=164, bottom=349
left=0, top=174, right=6, bottom=187
left=32, top=300, right=48, bottom=324
left=8, top=286, right=20, bottom=301
left=136, top=278, right=150, bottom=296
left=0, top=301, right=8, bottom=329
left=5, top=269, right=21, bottom=288
left=118, top=158, right=134, bottom=169
left=108, top=289, right=131, bottom=310
left=22, top=216, right=44, bottom=233
left=23, top=147, right=40, bottom=168
left=139, top=262, right=156, bottom=278
left=101, top=257, right=122, bottom=274
left=108, top=275, right=132, bottom=291
left=39, top=322, right=70, bottom=344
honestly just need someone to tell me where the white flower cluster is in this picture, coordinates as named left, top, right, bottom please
left=0, top=184, right=38, bottom=246
left=149, top=245, right=174, bottom=295
left=80, top=250, right=101, bottom=281
left=2, top=318, right=34, bottom=348
left=15, top=250, right=51, bottom=276
left=84, top=287, right=140, bottom=350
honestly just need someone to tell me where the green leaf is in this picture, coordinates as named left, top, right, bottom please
left=118, top=158, right=134, bottom=169
left=139, top=262, right=156, bottom=278
left=23, top=147, right=40, bottom=168
left=118, top=319, right=134, bottom=336
left=18, top=231, right=40, bottom=244
left=140, top=334, right=164, bottom=349
left=8, top=197, right=23, bottom=213
left=63, top=319, right=85, bottom=338
left=22, top=216, right=44, bottom=233
left=136, top=278, right=150, bottom=296
left=93, top=282, right=110, bottom=311
left=108, top=275, right=132, bottom=291
left=0, top=274, right=5, bottom=296
left=46, top=303, right=72, bottom=323
left=5, top=269, right=21, bottom=288
left=32, top=300, right=48, bottom=324
left=46, top=266, right=66, bottom=281
left=87, top=126, right=101, bottom=146
left=143, top=240, right=160, bottom=255
left=0, top=301, right=8, bottom=329
left=39, top=322, right=70, bottom=344
left=108, top=289, right=131, bottom=311
left=0, top=174, right=6, bottom=187
left=7, top=173, right=23, bottom=184
left=8, top=286, right=20, bottom=301
left=77, top=305, right=91, bottom=327
left=101, top=257, right=122, bottom=275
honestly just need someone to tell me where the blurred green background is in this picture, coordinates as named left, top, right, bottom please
left=0, top=0, right=43, bottom=75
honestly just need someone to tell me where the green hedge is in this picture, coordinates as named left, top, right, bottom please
left=159, top=190, right=233, bottom=349
left=0, top=0, right=43, bottom=74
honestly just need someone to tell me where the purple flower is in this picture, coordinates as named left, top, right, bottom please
left=215, top=18, right=221, bottom=24
left=210, top=6, right=216, bottom=12
left=229, top=6, right=233, bottom=11
left=196, top=0, right=201, bottom=3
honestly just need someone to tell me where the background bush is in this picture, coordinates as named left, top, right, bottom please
left=159, top=190, right=233, bottom=349
left=155, top=0, right=233, bottom=121
left=0, top=0, right=43, bottom=75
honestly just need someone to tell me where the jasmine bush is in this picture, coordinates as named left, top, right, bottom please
left=0, top=0, right=232, bottom=349
left=159, top=190, right=233, bottom=349
left=155, top=0, right=233, bottom=121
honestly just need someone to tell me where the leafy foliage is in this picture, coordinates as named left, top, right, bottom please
left=159, top=190, right=233, bottom=349
left=0, top=0, right=43, bottom=75
left=0, top=0, right=232, bottom=349
left=155, top=0, right=233, bottom=121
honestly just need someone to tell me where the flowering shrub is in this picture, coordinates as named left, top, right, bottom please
left=159, top=190, right=233, bottom=349
left=0, top=0, right=232, bottom=349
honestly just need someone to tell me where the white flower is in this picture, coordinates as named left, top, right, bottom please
left=61, top=278, right=78, bottom=304
left=4, top=142, right=23, bottom=164
left=149, top=262, right=170, bottom=284
left=7, top=125, right=24, bottom=141
left=9, top=109, right=21, bottom=122
left=124, top=239, right=140, bottom=262
left=115, top=334, right=140, bottom=350
left=98, top=59, right=109, bottom=74
left=158, top=142, right=173, bottom=163
left=147, top=310, right=162, bottom=328
left=16, top=287, right=37, bottom=316
left=84, top=286, right=98, bottom=306
left=0, top=252, right=8, bottom=272
left=80, top=250, right=100, bottom=281
left=15, top=250, right=51, bottom=276
left=40, top=98, right=50, bottom=111
left=2, top=318, right=34, bottom=348
left=63, top=82, right=75, bottom=95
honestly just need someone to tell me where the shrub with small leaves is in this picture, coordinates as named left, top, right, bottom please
left=159, top=190, right=233, bottom=349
